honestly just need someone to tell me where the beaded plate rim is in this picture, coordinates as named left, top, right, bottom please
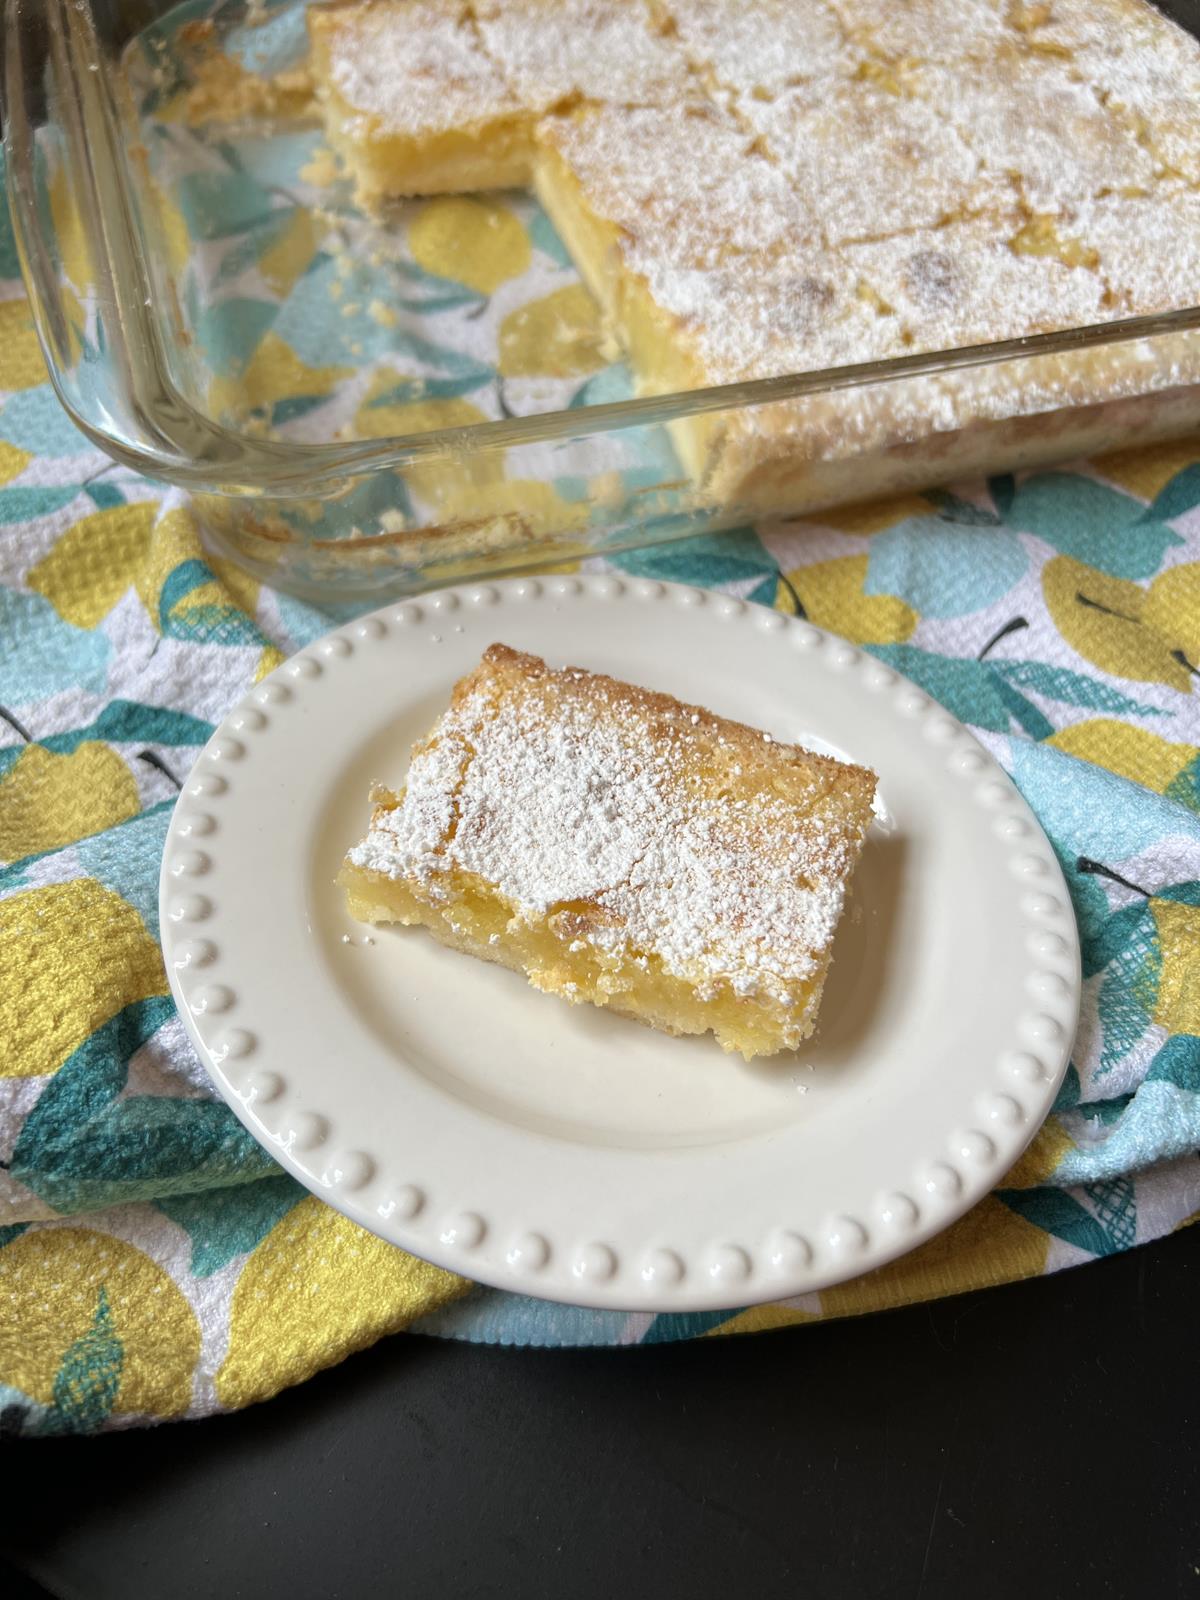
left=159, top=574, right=1080, bottom=1312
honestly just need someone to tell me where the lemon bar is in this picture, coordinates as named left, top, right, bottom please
left=828, top=0, right=1010, bottom=64
left=302, top=0, right=1200, bottom=517
left=744, top=79, right=1007, bottom=246
left=915, top=53, right=1157, bottom=209
left=339, top=644, right=877, bottom=1058
left=650, top=0, right=854, bottom=99
left=471, top=0, right=694, bottom=111
left=307, top=0, right=533, bottom=201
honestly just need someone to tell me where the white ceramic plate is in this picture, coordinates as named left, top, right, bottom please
left=160, top=575, right=1080, bottom=1312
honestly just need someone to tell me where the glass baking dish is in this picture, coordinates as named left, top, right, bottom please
left=6, top=0, right=1200, bottom=602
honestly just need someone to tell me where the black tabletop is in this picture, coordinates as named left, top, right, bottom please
left=4, top=1222, right=1197, bottom=1600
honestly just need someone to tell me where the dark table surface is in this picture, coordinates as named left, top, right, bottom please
left=3, top=1222, right=1197, bottom=1600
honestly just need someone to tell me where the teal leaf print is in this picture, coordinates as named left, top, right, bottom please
left=864, top=645, right=1010, bottom=730
left=274, top=257, right=487, bottom=366
left=177, top=170, right=278, bottom=242
left=1081, top=1177, right=1136, bottom=1251
left=1084, top=899, right=1153, bottom=980
left=988, top=660, right=1170, bottom=718
left=269, top=394, right=331, bottom=428
left=384, top=258, right=488, bottom=314
left=43, top=1286, right=123, bottom=1435
left=159, top=559, right=265, bottom=646
left=211, top=209, right=298, bottom=290
left=1056, top=845, right=1125, bottom=957
left=194, top=298, right=278, bottom=379
left=748, top=574, right=785, bottom=609
left=1053, top=1063, right=1081, bottom=1111
left=1164, top=754, right=1200, bottom=815
left=1077, top=1092, right=1133, bottom=1126
left=988, top=473, right=1016, bottom=518
left=925, top=488, right=1002, bottom=526
left=1144, top=1034, right=1200, bottom=1091
left=1097, top=928, right=1160, bottom=1077
left=864, top=517, right=1028, bottom=618
left=86, top=482, right=126, bottom=511
left=11, top=997, right=278, bottom=1214
left=529, top=204, right=573, bottom=269
left=157, top=1173, right=306, bottom=1277
left=569, top=363, right=636, bottom=408
left=0, top=486, right=80, bottom=523
left=1160, top=880, right=1200, bottom=907
left=0, top=1223, right=30, bottom=1249
left=365, top=373, right=494, bottom=408
left=995, top=1186, right=1118, bottom=1256
left=612, top=527, right=779, bottom=589
left=35, top=701, right=215, bottom=755
left=1142, top=463, right=1200, bottom=524
left=643, top=1309, right=747, bottom=1343
left=1004, top=472, right=1183, bottom=578
left=234, top=129, right=326, bottom=195
left=992, top=676, right=1055, bottom=740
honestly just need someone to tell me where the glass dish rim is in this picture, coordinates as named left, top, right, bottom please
left=9, top=0, right=1200, bottom=501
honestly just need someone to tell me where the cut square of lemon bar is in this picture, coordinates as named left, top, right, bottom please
left=339, top=644, right=877, bottom=1059
left=307, top=0, right=532, bottom=202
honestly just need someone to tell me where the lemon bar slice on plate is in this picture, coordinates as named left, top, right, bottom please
left=339, top=644, right=876, bottom=1059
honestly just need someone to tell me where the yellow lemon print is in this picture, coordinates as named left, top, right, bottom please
left=135, top=504, right=204, bottom=628
left=1042, top=555, right=1192, bottom=691
left=208, top=555, right=260, bottom=619
left=257, top=209, right=322, bottom=299
left=1151, top=899, right=1200, bottom=1035
left=27, top=501, right=159, bottom=629
left=1143, top=562, right=1200, bottom=674
left=0, top=879, right=167, bottom=1079
left=0, top=744, right=140, bottom=863
left=0, top=1227, right=199, bottom=1420
left=255, top=644, right=287, bottom=683
left=409, top=197, right=530, bottom=294
left=1047, top=720, right=1198, bottom=794
left=353, top=376, right=489, bottom=443
left=1093, top=435, right=1200, bottom=501
left=785, top=553, right=916, bottom=644
left=819, top=493, right=933, bottom=537
left=819, top=1194, right=1050, bottom=1320
left=0, top=299, right=50, bottom=392
left=706, top=1302, right=822, bottom=1335
left=999, top=1115, right=1075, bottom=1188
left=208, top=332, right=351, bottom=428
left=49, top=167, right=94, bottom=299
left=498, top=284, right=607, bottom=378
left=0, top=440, right=31, bottom=485
left=217, top=1196, right=467, bottom=1409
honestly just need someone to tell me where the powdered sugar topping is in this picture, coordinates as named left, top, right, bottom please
left=325, top=2, right=519, bottom=135
left=349, top=667, right=870, bottom=995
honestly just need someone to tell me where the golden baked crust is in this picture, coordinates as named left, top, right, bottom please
left=339, top=643, right=877, bottom=1057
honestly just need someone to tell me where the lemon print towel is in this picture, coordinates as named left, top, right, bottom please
left=3, top=124, right=1200, bottom=1429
